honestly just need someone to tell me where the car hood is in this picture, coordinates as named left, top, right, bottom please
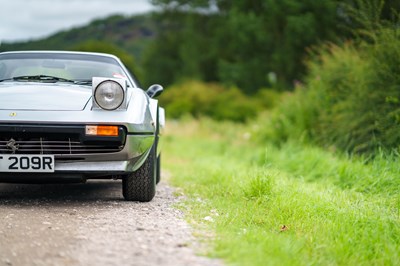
left=0, top=82, right=92, bottom=111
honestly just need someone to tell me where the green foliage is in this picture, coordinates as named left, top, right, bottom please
left=148, top=0, right=400, bottom=92
left=340, top=0, right=400, bottom=41
left=254, top=89, right=282, bottom=110
left=146, top=0, right=400, bottom=92
left=318, top=31, right=400, bottom=153
left=141, top=11, right=219, bottom=87
left=159, top=80, right=261, bottom=122
left=261, top=27, right=400, bottom=154
left=145, top=0, right=345, bottom=92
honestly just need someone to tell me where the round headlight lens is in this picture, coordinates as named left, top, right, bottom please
left=94, top=80, right=124, bottom=110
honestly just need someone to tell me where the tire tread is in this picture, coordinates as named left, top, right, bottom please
left=122, top=146, right=156, bottom=202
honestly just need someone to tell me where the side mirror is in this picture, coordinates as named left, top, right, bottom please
left=146, top=84, right=164, bottom=98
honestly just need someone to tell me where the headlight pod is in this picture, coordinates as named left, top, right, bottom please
left=93, top=79, right=125, bottom=110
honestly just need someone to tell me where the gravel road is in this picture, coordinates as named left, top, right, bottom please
left=0, top=179, right=222, bottom=266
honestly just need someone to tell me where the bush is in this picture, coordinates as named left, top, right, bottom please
left=261, top=28, right=400, bottom=154
left=159, top=80, right=263, bottom=122
left=259, top=88, right=319, bottom=146
left=254, top=89, right=282, bottom=109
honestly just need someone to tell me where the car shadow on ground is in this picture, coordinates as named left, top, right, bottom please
left=0, top=180, right=126, bottom=205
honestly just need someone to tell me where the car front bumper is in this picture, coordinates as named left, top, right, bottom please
left=0, top=129, right=155, bottom=182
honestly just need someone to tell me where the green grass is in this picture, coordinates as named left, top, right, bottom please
left=163, top=118, right=400, bottom=266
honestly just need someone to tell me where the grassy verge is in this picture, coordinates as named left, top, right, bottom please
left=163, top=118, right=400, bottom=266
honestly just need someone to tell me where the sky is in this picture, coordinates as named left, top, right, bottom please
left=0, top=0, right=155, bottom=43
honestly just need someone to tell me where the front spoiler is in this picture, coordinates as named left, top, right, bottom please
left=55, top=160, right=134, bottom=172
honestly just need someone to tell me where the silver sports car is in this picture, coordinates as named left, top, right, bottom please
left=0, top=51, right=165, bottom=202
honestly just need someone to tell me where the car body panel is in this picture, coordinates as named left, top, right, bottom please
left=0, top=82, right=92, bottom=111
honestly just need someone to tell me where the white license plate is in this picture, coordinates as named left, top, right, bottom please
left=0, top=155, right=55, bottom=173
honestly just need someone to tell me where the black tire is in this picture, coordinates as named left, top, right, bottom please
left=156, top=154, right=161, bottom=184
left=122, top=145, right=156, bottom=202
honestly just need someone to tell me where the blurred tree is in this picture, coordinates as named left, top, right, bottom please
left=147, top=0, right=400, bottom=92
left=142, top=11, right=219, bottom=86
left=148, top=0, right=342, bottom=92
left=338, top=0, right=400, bottom=42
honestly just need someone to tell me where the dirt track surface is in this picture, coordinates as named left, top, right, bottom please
left=0, top=180, right=221, bottom=266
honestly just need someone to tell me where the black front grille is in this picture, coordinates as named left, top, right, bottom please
left=0, top=138, right=123, bottom=154
left=0, top=124, right=126, bottom=155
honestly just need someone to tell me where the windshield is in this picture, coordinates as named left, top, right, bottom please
left=0, top=53, right=130, bottom=84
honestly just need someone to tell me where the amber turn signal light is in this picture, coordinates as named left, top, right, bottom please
left=85, top=125, right=119, bottom=136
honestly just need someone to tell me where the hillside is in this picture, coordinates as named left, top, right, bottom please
left=0, top=14, right=157, bottom=62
